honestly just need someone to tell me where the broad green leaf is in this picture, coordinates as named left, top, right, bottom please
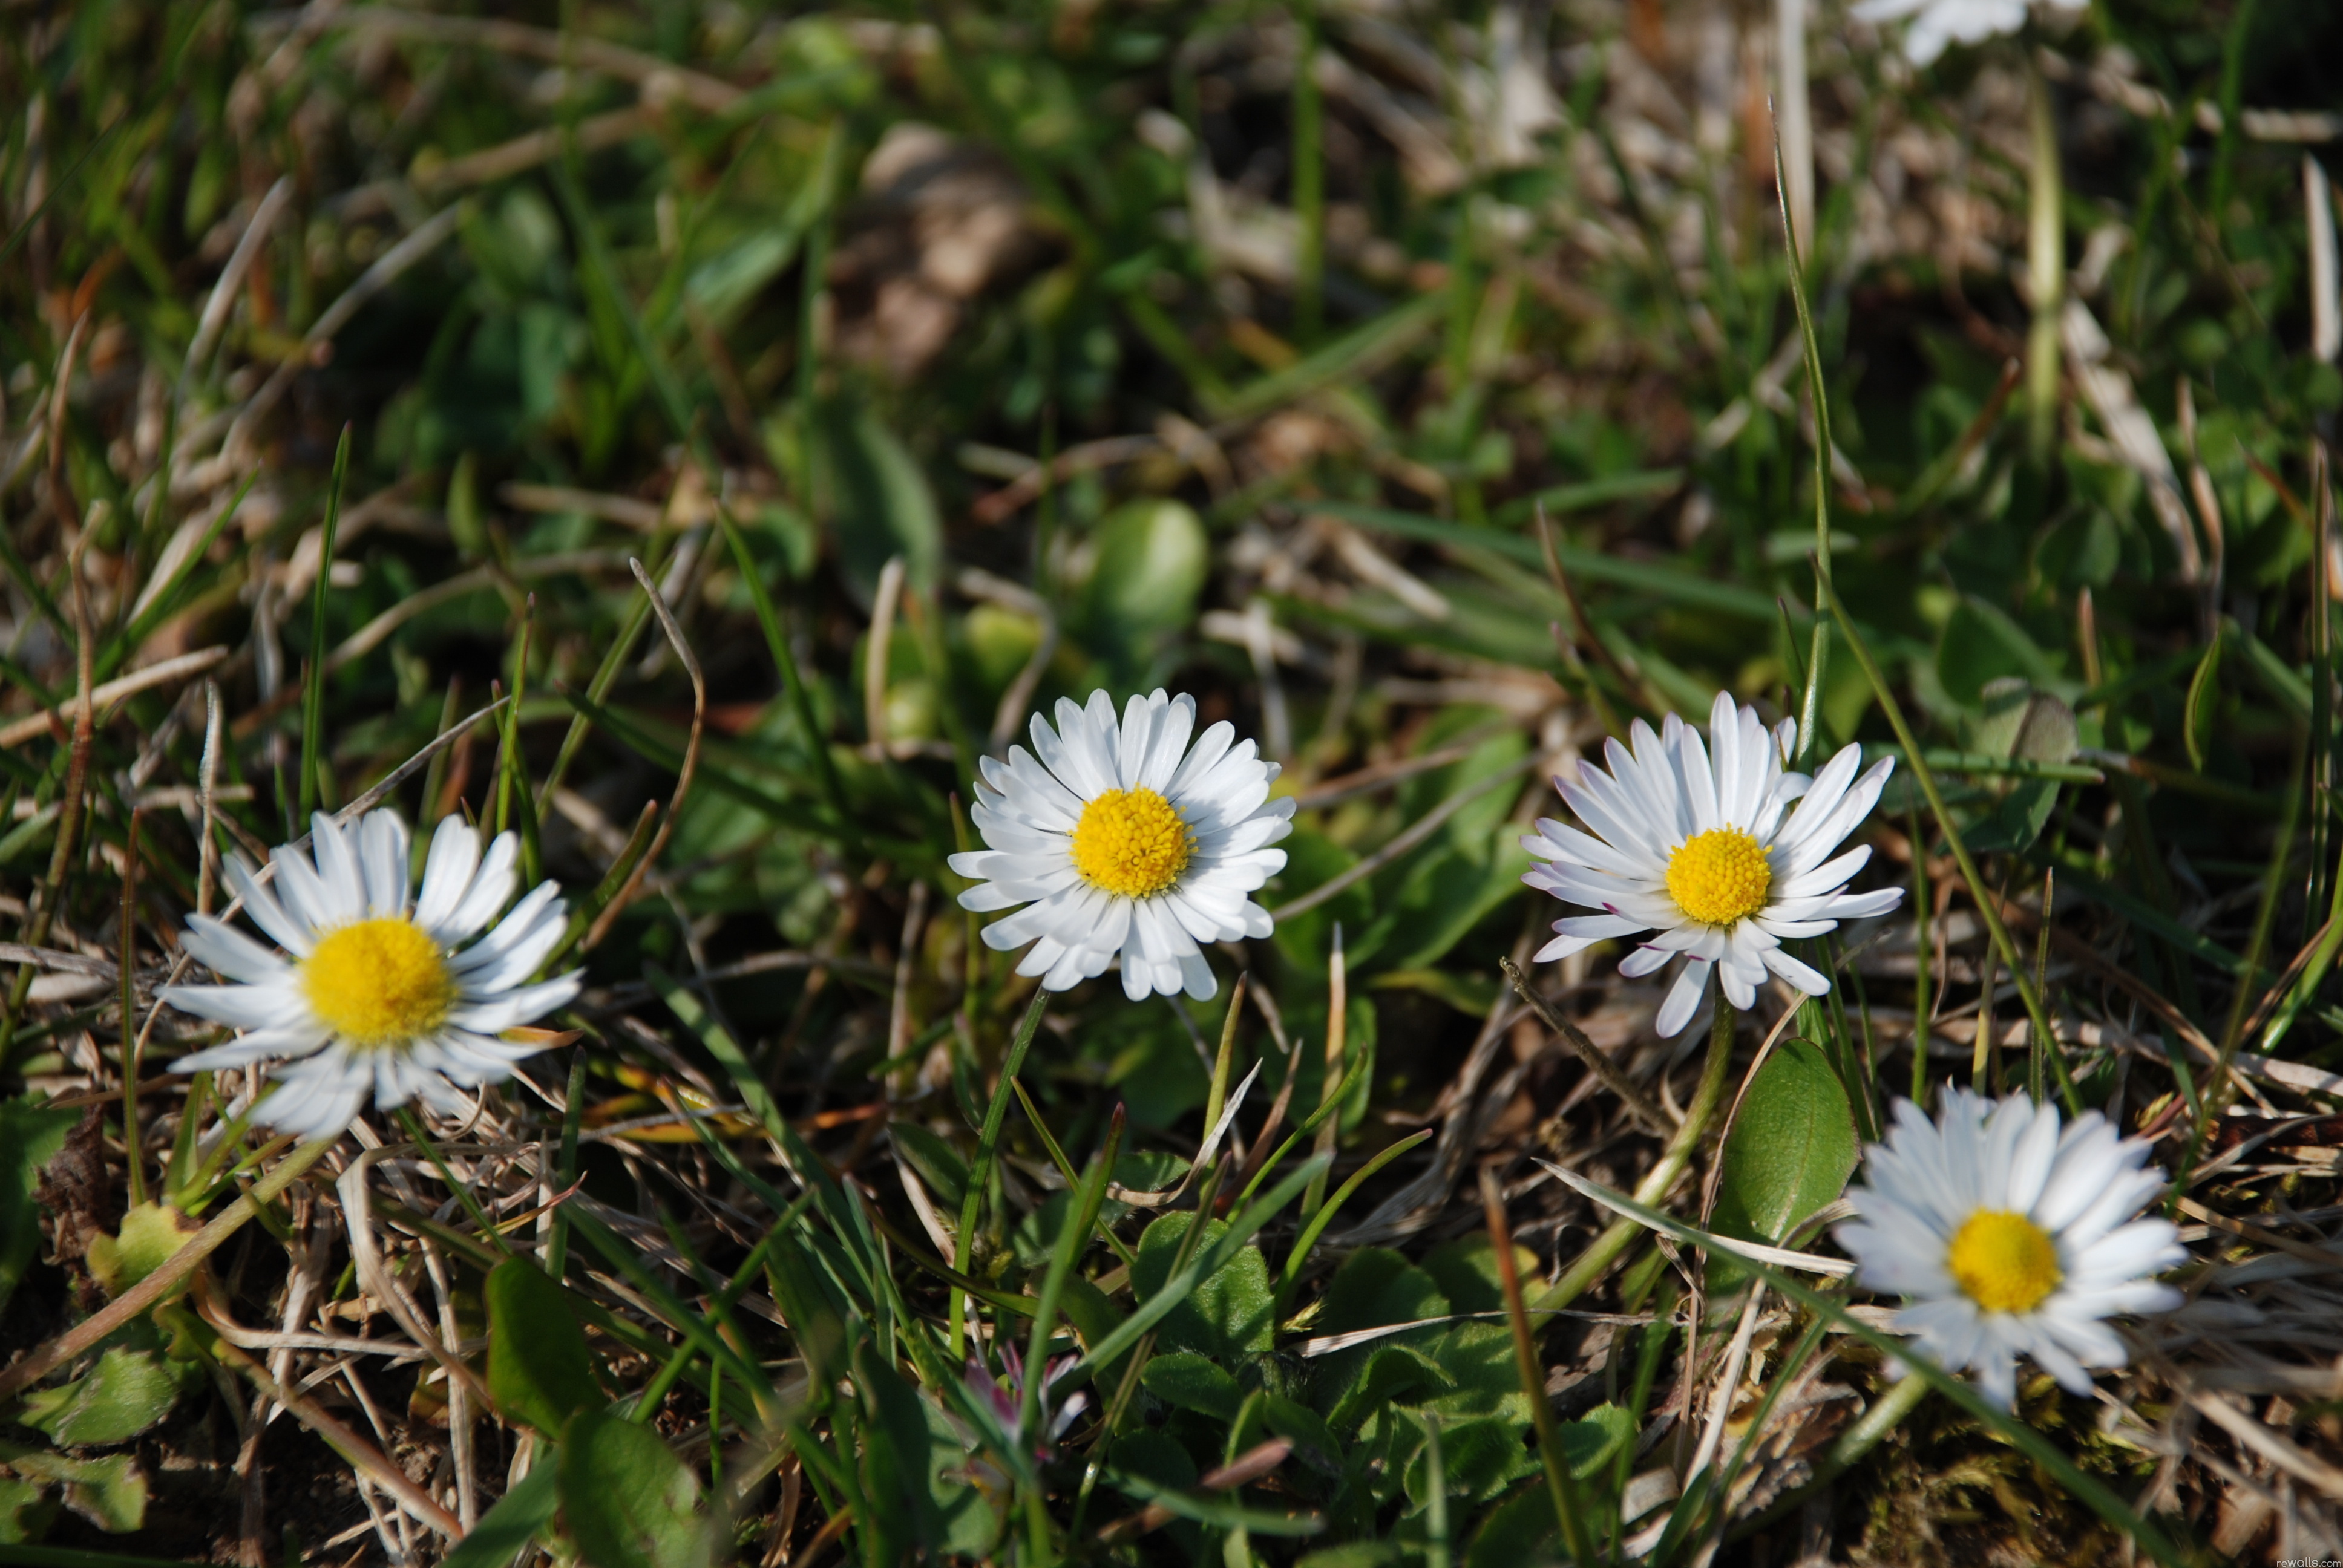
left=487, top=1259, right=601, bottom=1436
left=923, top=1386, right=1004, bottom=1558
left=86, top=1201, right=202, bottom=1299
left=557, top=1409, right=713, bottom=1568
left=1300, top=1547, right=1401, bottom=1568
left=1142, top=1351, right=1242, bottom=1422
left=0, top=1474, right=53, bottom=1544
left=1109, top=1426, right=1197, bottom=1488
left=1709, top=1039, right=1858, bottom=1290
left=819, top=404, right=942, bottom=599
left=5, top=1452, right=147, bottom=1534
left=19, top=1347, right=197, bottom=1446
left=1099, top=1463, right=1326, bottom=1535
left=1317, top=1249, right=1448, bottom=1335
left=889, top=1121, right=968, bottom=1210
left=1078, top=498, right=1208, bottom=679
left=1972, top=678, right=2078, bottom=764
left=1131, top=1214, right=1276, bottom=1361
left=1070, top=1156, right=1326, bottom=1380
left=1418, top=1323, right=1527, bottom=1422
left=1462, top=1481, right=1555, bottom=1568
left=1369, top=822, right=1524, bottom=975
left=1418, top=1235, right=1538, bottom=1317
left=1259, top=1391, right=1340, bottom=1478
left=1055, top=1276, right=1127, bottom=1361
left=1319, top=1343, right=1444, bottom=1431
left=766, top=1235, right=851, bottom=1382
left=1965, top=777, right=2060, bottom=855
left=1399, top=1413, right=1535, bottom=1509
left=852, top=1338, right=948, bottom=1561
left=441, top=1457, right=560, bottom=1568
left=1936, top=598, right=2054, bottom=705
left=1270, top=829, right=1372, bottom=972
left=1557, top=1402, right=1635, bottom=1478
left=1112, top=1148, right=1187, bottom=1194
left=1971, top=676, right=2034, bottom=757
left=0, top=1098, right=77, bottom=1319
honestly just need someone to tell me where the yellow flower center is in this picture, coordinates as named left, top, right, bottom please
left=301, top=918, right=456, bottom=1050
left=1664, top=828, right=1774, bottom=926
left=1070, top=787, right=1194, bottom=899
left=1947, top=1210, right=2063, bottom=1315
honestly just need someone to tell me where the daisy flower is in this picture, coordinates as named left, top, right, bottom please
left=1837, top=1089, right=2185, bottom=1408
left=1852, top=0, right=2083, bottom=66
left=1519, top=691, right=1901, bottom=1038
left=949, top=689, right=1293, bottom=1001
left=163, top=809, right=580, bottom=1139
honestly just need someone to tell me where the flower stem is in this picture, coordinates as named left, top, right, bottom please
left=1532, top=975, right=1737, bottom=1312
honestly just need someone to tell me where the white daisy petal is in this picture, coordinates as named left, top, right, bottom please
left=161, top=807, right=581, bottom=1142
left=160, top=981, right=302, bottom=1031
left=1524, top=690, right=1898, bottom=1032
left=360, top=809, right=411, bottom=916
left=952, top=690, right=1288, bottom=1004
left=180, top=915, right=293, bottom=984
left=269, top=841, right=338, bottom=933
left=309, top=812, right=367, bottom=924
left=439, top=831, right=520, bottom=942
left=223, top=854, right=314, bottom=956
left=414, top=814, right=482, bottom=933
left=1653, top=956, right=1712, bottom=1037
left=1843, top=1089, right=2184, bottom=1410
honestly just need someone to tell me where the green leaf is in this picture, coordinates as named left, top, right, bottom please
left=1461, top=1481, right=1555, bottom=1568
left=851, top=1338, right=949, bottom=1561
left=1710, top=1039, right=1857, bottom=1292
left=487, top=1259, right=602, bottom=1436
left=765, top=1235, right=851, bottom=1383
left=0, top=1472, right=54, bottom=1544
left=557, top=1409, right=713, bottom=1568
left=1298, top=1546, right=1402, bottom=1568
left=1319, top=1343, right=1444, bottom=1431
left=1072, top=1155, right=1326, bottom=1380
left=1556, top=1402, right=1634, bottom=1478
left=1936, top=598, right=2056, bottom=706
left=1141, top=1351, right=1242, bottom=1422
left=85, top=1201, right=202, bottom=1300
left=1317, top=1248, right=1449, bottom=1336
left=441, top=1456, right=560, bottom=1568
left=1108, top=1429, right=1196, bottom=1494
left=2185, top=636, right=2221, bottom=771
left=1399, top=1413, right=1535, bottom=1509
left=1965, top=777, right=2060, bottom=855
left=1131, top=1214, right=1276, bottom=1361
left=1418, top=1323, right=1525, bottom=1421
left=1077, top=498, right=1208, bottom=678
left=1971, top=679, right=2078, bottom=764
left=18, top=1348, right=196, bottom=1447
left=3, top=1452, right=148, bottom=1534
left=819, top=404, right=942, bottom=599
left=922, top=1384, right=1004, bottom=1558
left=0, top=1098, right=78, bottom=1319
left=1259, top=1391, right=1340, bottom=1478
left=1418, top=1235, right=1536, bottom=1318
left=889, top=1122, right=968, bottom=1211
